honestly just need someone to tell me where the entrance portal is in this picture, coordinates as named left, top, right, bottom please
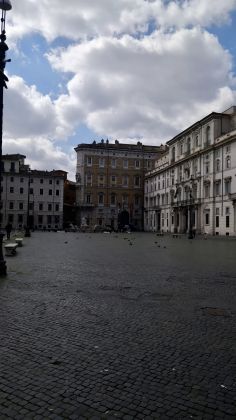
left=118, top=210, right=129, bottom=229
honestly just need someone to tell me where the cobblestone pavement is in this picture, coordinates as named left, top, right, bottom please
left=0, top=232, right=236, bottom=420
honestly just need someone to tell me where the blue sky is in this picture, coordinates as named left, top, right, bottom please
left=3, top=0, right=236, bottom=179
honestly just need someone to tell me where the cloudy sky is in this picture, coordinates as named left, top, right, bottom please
left=3, top=0, right=236, bottom=179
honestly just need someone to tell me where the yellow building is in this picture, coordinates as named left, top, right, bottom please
left=74, top=140, right=163, bottom=230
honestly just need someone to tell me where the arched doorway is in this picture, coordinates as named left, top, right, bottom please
left=118, top=210, right=129, bottom=229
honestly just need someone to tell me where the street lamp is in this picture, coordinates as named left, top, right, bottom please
left=0, top=0, right=12, bottom=276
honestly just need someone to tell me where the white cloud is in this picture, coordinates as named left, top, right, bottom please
left=8, top=0, right=236, bottom=44
left=3, top=0, right=236, bottom=177
left=47, top=27, right=236, bottom=142
left=3, top=76, right=77, bottom=178
left=3, top=136, right=76, bottom=180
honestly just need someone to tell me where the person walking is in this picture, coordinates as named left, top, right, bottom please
left=5, top=222, right=12, bottom=240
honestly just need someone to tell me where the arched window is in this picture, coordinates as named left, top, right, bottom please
left=187, top=137, right=191, bottom=154
left=172, top=147, right=176, bottom=162
left=206, top=126, right=211, bottom=144
left=177, top=187, right=182, bottom=201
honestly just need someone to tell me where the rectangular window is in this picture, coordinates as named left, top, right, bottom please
left=111, top=175, right=116, bottom=185
left=205, top=212, right=210, bottom=225
left=29, top=203, right=33, bottom=211
left=111, top=159, right=116, bottom=168
left=122, top=195, right=128, bottom=205
left=48, top=204, right=52, bottom=211
left=10, top=162, right=15, bottom=172
left=56, top=180, right=59, bottom=185
left=123, top=159, right=128, bottom=169
left=30, top=188, right=34, bottom=195
left=87, top=156, right=92, bottom=166
left=134, top=176, right=140, bottom=187
left=40, top=179, right=44, bottom=184
left=98, top=193, right=104, bottom=205
left=47, top=215, right=52, bottom=224
left=49, top=189, right=52, bottom=195
left=56, top=190, right=59, bottom=196
left=215, top=181, right=220, bottom=196
left=55, top=204, right=59, bottom=211
left=20, top=177, right=24, bottom=183
left=225, top=179, right=231, bottom=194
left=49, top=179, right=52, bottom=185
left=86, top=194, right=91, bottom=204
left=147, top=160, right=151, bottom=169
left=20, top=187, right=24, bottom=194
left=38, top=215, right=43, bottom=224
left=40, top=189, right=43, bottom=195
left=123, top=175, right=129, bottom=187
left=98, top=175, right=104, bottom=186
left=204, top=184, right=210, bottom=198
left=9, top=202, right=14, bottom=209
left=10, top=176, right=14, bottom=182
left=99, top=158, right=105, bottom=168
left=10, top=187, right=14, bottom=193
left=19, top=202, right=23, bottom=210
left=226, top=215, right=230, bottom=228
left=215, top=209, right=219, bottom=228
left=39, top=203, right=43, bottom=211
left=135, top=160, right=140, bottom=169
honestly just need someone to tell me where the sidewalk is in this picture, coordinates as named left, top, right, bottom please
left=0, top=231, right=236, bottom=419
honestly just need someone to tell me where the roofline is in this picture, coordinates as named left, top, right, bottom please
left=167, top=112, right=228, bottom=145
left=74, top=141, right=161, bottom=153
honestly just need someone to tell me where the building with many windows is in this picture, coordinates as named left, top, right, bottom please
left=75, top=140, right=163, bottom=230
left=144, top=106, right=236, bottom=236
left=0, top=154, right=65, bottom=231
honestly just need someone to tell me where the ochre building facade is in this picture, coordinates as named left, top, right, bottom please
left=75, top=140, right=163, bottom=230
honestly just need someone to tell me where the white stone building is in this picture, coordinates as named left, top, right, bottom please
left=144, top=106, right=236, bottom=236
left=0, top=154, right=65, bottom=231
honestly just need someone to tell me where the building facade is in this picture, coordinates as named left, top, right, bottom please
left=75, top=140, right=163, bottom=230
left=0, top=154, right=65, bottom=231
left=144, top=106, right=236, bottom=236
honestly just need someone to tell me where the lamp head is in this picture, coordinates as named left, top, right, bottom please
left=0, top=0, right=12, bottom=11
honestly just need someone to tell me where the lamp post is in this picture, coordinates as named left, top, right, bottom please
left=0, top=0, right=12, bottom=276
left=24, top=169, right=31, bottom=237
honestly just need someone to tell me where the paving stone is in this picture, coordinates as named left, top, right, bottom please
left=0, top=232, right=235, bottom=419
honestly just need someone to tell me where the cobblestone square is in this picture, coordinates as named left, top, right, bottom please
left=0, top=232, right=236, bottom=419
